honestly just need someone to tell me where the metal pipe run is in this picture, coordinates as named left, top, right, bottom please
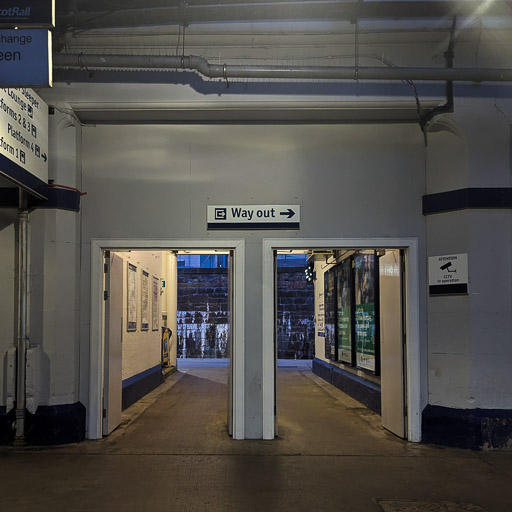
left=53, top=53, right=512, bottom=82
left=15, top=209, right=29, bottom=444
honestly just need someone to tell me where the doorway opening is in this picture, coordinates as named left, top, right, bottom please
left=263, top=238, right=421, bottom=442
left=90, top=239, right=245, bottom=441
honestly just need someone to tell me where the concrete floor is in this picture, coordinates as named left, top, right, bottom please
left=1, top=360, right=511, bottom=511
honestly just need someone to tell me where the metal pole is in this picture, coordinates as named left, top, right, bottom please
left=14, top=208, right=29, bottom=444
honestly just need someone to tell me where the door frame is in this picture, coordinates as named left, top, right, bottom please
left=262, top=237, right=422, bottom=442
left=89, top=238, right=245, bottom=440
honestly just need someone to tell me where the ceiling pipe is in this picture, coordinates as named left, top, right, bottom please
left=53, top=53, right=512, bottom=82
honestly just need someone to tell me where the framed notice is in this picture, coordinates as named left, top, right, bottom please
left=324, top=268, right=337, bottom=361
left=141, top=271, right=149, bottom=331
left=152, top=276, right=159, bottom=331
left=127, top=263, right=137, bottom=331
left=337, top=258, right=353, bottom=364
left=354, top=253, right=378, bottom=372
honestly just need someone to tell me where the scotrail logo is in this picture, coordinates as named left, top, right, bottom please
left=0, top=7, right=31, bottom=19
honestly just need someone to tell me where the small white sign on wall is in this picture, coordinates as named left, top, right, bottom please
left=428, top=253, right=468, bottom=295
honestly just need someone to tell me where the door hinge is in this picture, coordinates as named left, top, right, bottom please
left=104, top=291, right=109, bottom=300
left=104, top=263, right=109, bottom=273
left=103, top=408, right=107, bottom=419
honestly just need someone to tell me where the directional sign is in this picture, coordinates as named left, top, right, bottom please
left=428, top=253, right=468, bottom=295
left=0, top=1, right=55, bottom=28
left=0, top=87, right=48, bottom=198
left=207, top=205, right=300, bottom=230
left=0, top=29, right=52, bottom=87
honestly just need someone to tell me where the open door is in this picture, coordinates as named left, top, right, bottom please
left=103, top=251, right=123, bottom=435
left=379, top=249, right=406, bottom=438
left=273, top=250, right=278, bottom=437
left=227, top=251, right=233, bottom=436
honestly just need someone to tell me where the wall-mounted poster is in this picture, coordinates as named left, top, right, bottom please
left=141, top=270, right=149, bottom=331
left=337, top=258, right=353, bottom=364
left=127, top=263, right=137, bottom=331
left=152, top=276, right=159, bottom=331
left=317, top=291, right=325, bottom=337
left=324, top=268, right=337, bottom=361
left=354, top=253, right=377, bottom=371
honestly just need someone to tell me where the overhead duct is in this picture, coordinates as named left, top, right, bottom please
left=53, top=54, right=512, bottom=83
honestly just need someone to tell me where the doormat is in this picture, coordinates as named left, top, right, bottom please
left=377, top=500, right=487, bottom=512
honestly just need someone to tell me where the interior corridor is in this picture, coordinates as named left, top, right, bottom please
left=1, top=362, right=511, bottom=511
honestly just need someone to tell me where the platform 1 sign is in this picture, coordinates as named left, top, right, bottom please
left=0, top=1, right=55, bottom=28
left=0, top=87, right=48, bottom=198
left=0, top=29, right=52, bottom=87
left=207, top=205, right=300, bottom=230
left=428, top=253, right=468, bottom=295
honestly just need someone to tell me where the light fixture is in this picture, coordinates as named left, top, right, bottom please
left=304, top=262, right=316, bottom=282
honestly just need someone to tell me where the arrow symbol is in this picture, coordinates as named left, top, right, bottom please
left=280, top=208, right=295, bottom=219
left=42, top=153, right=47, bottom=162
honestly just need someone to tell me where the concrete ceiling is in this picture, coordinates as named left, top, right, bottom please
left=53, top=1, right=512, bottom=70
left=55, top=1, right=512, bottom=29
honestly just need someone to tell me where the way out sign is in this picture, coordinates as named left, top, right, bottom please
left=207, top=205, right=300, bottom=230
left=428, top=253, right=469, bottom=295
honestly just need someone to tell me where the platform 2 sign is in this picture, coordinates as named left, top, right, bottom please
left=0, top=1, right=55, bottom=28
left=207, top=205, right=300, bottom=230
left=0, top=87, right=48, bottom=198
left=428, top=253, right=469, bottom=295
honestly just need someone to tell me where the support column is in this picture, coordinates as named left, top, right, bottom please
left=24, top=111, right=85, bottom=445
left=14, top=208, right=29, bottom=445
left=423, top=105, right=512, bottom=449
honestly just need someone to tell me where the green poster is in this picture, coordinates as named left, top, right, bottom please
left=337, top=305, right=352, bottom=363
left=355, top=303, right=376, bottom=370
left=336, top=259, right=352, bottom=363
left=354, top=254, right=376, bottom=371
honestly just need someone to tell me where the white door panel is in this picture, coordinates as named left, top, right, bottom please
left=103, top=252, right=123, bottom=435
left=379, top=250, right=405, bottom=438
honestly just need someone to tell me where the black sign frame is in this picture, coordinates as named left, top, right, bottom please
left=0, top=1, right=54, bottom=28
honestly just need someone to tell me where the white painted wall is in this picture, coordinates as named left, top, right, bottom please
left=75, top=120, right=426, bottom=437
left=30, top=78, right=512, bottom=437
left=113, top=251, right=162, bottom=381
left=29, top=208, right=80, bottom=408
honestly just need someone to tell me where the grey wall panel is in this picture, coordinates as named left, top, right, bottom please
left=81, top=123, right=426, bottom=437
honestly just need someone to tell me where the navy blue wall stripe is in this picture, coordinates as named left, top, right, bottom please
left=422, top=404, right=512, bottom=450
left=29, top=187, right=82, bottom=212
left=0, top=186, right=82, bottom=212
left=423, top=188, right=512, bottom=215
left=312, top=358, right=381, bottom=415
left=208, top=222, right=300, bottom=230
left=25, top=402, right=86, bottom=446
left=122, top=364, right=162, bottom=388
left=122, top=364, right=163, bottom=410
left=430, top=284, right=468, bottom=295
left=0, top=155, right=48, bottom=199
